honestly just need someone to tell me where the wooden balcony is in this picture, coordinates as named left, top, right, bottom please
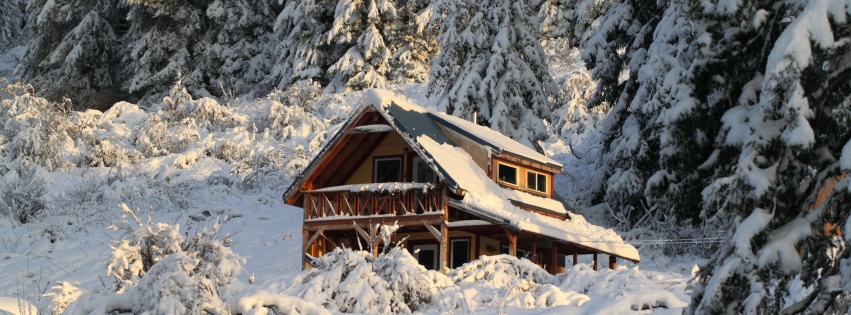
left=302, top=183, right=447, bottom=229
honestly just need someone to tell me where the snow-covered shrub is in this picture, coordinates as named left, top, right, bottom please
left=255, top=87, right=327, bottom=141
left=239, top=145, right=308, bottom=192
left=86, top=138, right=142, bottom=167
left=558, top=264, right=688, bottom=312
left=106, top=204, right=244, bottom=292
left=133, top=114, right=170, bottom=157
left=233, top=291, right=331, bottom=315
left=0, top=82, right=76, bottom=170
left=42, top=281, right=90, bottom=315
left=64, top=204, right=245, bottom=314
left=286, top=248, right=453, bottom=314
left=373, top=248, right=455, bottom=311
left=55, top=175, right=114, bottom=228
left=0, top=165, right=48, bottom=224
left=133, top=114, right=199, bottom=157
left=450, top=254, right=556, bottom=287
left=209, top=138, right=248, bottom=163
left=446, top=255, right=588, bottom=309
left=160, top=82, right=248, bottom=132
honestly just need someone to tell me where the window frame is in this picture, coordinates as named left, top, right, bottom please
left=450, top=238, right=471, bottom=269
left=412, top=243, right=439, bottom=270
left=496, top=161, right=520, bottom=187
left=526, top=170, right=549, bottom=195
left=411, top=156, right=438, bottom=183
left=373, top=156, right=403, bottom=183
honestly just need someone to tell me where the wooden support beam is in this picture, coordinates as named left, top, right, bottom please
left=531, top=236, right=538, bottom=264
left=609, top=255, right=616, bottom=270
left=424, top=222, right=443, bottom=240
left=320, top=233, right=338, bottom=251
left=303, top=228, right=324, bottom=252
left=424, top=222, right=450, bottom=273
left=504, top=228, right=518, bottom=257
left=593, top=253, right=598, bottom=271
left=573, top=250, right=578, bottom=266
left=354, top=224, right=381, bottom=257
left=551, top=243, right=558, bottom=274
left=441, top=223, right=449, bottom=273
left=302, top=228, right=309, bottom=270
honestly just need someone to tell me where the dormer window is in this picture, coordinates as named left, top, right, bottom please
left=527, top=170, right=548, bottom=194
left=497, top=162, right=518, bottom=186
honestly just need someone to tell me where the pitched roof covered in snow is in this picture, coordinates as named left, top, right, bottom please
left=285, top=89, right=639, bottom=262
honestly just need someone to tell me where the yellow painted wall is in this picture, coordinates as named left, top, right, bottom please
left=345, top=132, right=413, bottom=184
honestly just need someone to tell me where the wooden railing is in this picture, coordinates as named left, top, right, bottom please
left=304, top=184, right=446, bottom=220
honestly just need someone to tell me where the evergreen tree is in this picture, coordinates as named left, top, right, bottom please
left=429, top=0, right=556, bottom=147
left=325, top=0, right=398, bottom=91
left=386, top=0, right=437, bottom=83
left=205, top=0, right=279, bottom=97
left=538, top=0, right=612, bottom=47
left=0, top=0, right=26, bottom=50
left=685, top=1, right=851, bottom=313
left=269, top=0, right=336, bottom=89
left=15, top=0, right=126, bottom=109
left=580, top=0, right=668, bottom=221
left=122, top=0, right=211, bottom=103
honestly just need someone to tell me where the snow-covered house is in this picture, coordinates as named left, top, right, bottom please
left=284, top=90, right=640, bottom=273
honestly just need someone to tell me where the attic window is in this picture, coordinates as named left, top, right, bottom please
left=374, top=157, right=402, bottom=182
left=527, top=170, right=548, bottom=194
left=497, top=163, right=518, bottom=186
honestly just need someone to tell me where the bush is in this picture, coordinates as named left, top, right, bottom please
left=285, top=248, right=453, bottom=314
left=0, top=165, right=48, bottom=224
left=65, top=205, right=245, bottom=314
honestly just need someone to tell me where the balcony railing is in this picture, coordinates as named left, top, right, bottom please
left=303, top=183, right=446, bottom=220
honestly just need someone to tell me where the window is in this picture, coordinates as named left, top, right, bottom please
left=374, top=157, right=401, bottom=182
left=501, top=244, right=528, bottom=259
left=413, top=244, right=439, bottom=270
left=527, top=171, right=548, bottom=194
left=497, top=163, right=518, bottom=185
left=412, top=156, right=438, bottom=183
left=450, top=239, right=470, bottom=268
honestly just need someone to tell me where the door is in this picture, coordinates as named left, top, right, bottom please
left=413, top=244, right=439, bottom=270
left=450, top=239, right=470, bottom=268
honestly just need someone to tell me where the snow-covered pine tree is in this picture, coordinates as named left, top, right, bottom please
left=0, top=0, right=25, bottom=50
left=429, top=0, right=556, bottom=147
left=14, top=0, right=126, bottom=109
left=269, top=0, right=336, bottom=89
left=580, top=0, right=669, bottom=223
left=538, top=0, right=612, bottom=48
left=325, top=0, right=398, bottom=91
left=122, top=0, right=211, bottom=103
left=205, top=0, right=279, bottom=98
left=687, top=1, right=851, bottom=313
left=386, top=0, right=437, bottom=83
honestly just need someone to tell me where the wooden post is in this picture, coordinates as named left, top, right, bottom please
left=609, top=255, right=616, bottom=270
left=550, top=243, right=558, bottom=274
left=593, top=253, right=598, bottom=271
left=441, top=223, right=449, bottom=273
left=573, top=250, right=578, bottom=266
left=424, top=222, right=449, bottom=273
left=505, top=228, right=518, bottom=257
left=302, top=228, right=309, bottom=270
left=531, top=236, right=537, bottom=264
left=371, top=225, right=380, bottom=257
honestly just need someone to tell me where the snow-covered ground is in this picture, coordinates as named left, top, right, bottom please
left=0, top=202, right=692, bottom=314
